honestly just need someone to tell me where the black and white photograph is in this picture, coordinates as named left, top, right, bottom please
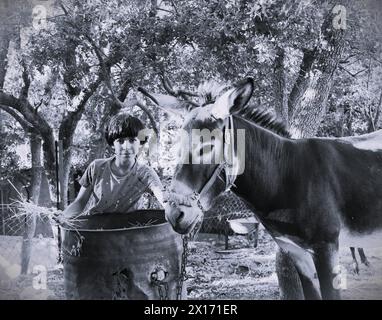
left=0, top=0, right=381, bottom=302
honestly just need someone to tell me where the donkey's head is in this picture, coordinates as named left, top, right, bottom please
left=140, top=78, right=254, bottom=234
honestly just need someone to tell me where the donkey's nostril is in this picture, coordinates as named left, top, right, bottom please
left=177, top=210, right=185, bottom=223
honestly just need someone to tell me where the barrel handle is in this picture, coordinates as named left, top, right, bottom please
left=150, top=266, right=168, bottom=283
left=150, top=266, right=169, bottom=300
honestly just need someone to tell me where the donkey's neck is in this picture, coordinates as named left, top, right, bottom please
left=232, top=116, right=296, bottom=213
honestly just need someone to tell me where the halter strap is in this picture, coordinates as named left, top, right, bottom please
left=224, top=114, right=238, bottom=191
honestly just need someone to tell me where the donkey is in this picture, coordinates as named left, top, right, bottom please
left=140, top=78, right=382, bottom=299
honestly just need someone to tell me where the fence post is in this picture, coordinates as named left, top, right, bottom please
left=1, top=192, right=5, bottom=235
left=1, top=206, right=3, bottom=235
left=21, top=213, right=37, bottom=274
left=55, top=141, right=63, bottom=263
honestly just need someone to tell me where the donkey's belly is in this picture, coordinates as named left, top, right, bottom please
left=339, top=228, right=382, bottom=249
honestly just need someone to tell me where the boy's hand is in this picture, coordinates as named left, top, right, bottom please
left=51, top=210, right=66, bottom=225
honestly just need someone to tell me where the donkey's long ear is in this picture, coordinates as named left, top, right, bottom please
left=138, top=87, right=197, bottom=116
left=210, top=78, right=254, bottom=120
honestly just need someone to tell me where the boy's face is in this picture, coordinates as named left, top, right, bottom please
left=113, top=137, right=140, bottom=161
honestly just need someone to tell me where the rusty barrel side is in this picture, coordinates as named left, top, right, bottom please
left=61, top=210, right=186, bottom=300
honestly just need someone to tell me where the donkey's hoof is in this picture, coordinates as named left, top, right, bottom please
left=362, top=260, right=370, bottom=267
left=352, top=262, right=359, bottom=274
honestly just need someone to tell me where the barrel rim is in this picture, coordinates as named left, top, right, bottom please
left=59, top=209, right=173, bottom=233
left=60, top=220, right=171, bottom=233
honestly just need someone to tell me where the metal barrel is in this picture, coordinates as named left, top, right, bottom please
left=61, top=210, right=186, bottom=300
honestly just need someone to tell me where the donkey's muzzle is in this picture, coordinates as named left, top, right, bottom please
left=164, top=204, right=201, bottom=235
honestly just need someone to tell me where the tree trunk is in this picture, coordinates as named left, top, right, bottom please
left=0, top=92, right=57, bottom=181
left=367, top=91, right=382, bottom=133
left=273, top=47, right=289, bottom=124
left=287, top=49, right=316, bottom=123
left=0, top=34, right=10, bottom=89
left=60, top=151, right=72, bottom=209
left=21, top=132, right=42, bottom=274
left=58, top=77, right=103, bottom=207
left=289, top=11, right=346, bottom=138
left=375, top=91, right=382, bottom=129
left=89, top=137, right=108, bottom=162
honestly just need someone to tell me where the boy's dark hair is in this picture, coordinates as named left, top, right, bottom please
left=105, top=113, right=149, bottom=146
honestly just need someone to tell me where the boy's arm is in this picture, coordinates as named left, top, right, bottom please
left=62, top=186, right=92, bottom=219
left=150, top=184, right=166, bottom=208
left=145, top=167, right=167, bottom=208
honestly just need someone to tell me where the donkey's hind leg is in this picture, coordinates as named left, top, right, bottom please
left=358, top=248, right=370, bottom=267
left=314, top=242, right=341, bottom=300
left=350, top=247, right=359, bottom=274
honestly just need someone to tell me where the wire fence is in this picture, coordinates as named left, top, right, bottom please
left=0, top=204, right=59, bottom=299
left=201, top=191, right=255, bottom=234
left=0, top=204, right=56, bottom=236
left=142, top=189, right=257, bottom=236
left=0, top=205, right=26, bottom=236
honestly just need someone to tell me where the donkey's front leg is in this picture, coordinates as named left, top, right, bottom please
left=275, top=236, right=322, bottom=300
left=314, top=241, right=341, bottom=300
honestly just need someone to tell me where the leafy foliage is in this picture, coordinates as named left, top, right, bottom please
left=1, top=0, right=381, bottom=192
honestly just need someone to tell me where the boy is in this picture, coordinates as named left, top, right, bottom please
left=62, top=112, right=164, bottom=219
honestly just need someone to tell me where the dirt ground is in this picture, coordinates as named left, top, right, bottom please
left=1, top=229, right=382, bottom=300
left=186, top=231, right=280, bottom=300
left=186, top=232, right=382, bottom=300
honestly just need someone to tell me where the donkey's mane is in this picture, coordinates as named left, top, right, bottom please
left=236, top=104, right=291, bottom=138
left=197, top=80, right=291, bottom=138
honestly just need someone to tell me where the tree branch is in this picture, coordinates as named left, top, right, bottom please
left=338, top=65, right=368, bottom=78
left=62, top=50, right=81, bottom=97
left=0, top=104, right=35, bottom=133
left=57, top=0, right=69, bottom=15
left=159, top=72, right=199, bottom=108
left=287, top=48, right=316, bottom=118
left=58, top=75, right=103, bottom=151
left=34, top=99, right=43, bottom=114
left=169, top=0, right=179, bottom=15
left=160, top=73, right=198, bottom=98
left=157, top=8, right=174, bottom=14
left=125, top=98, right=159, bottom=138
left=20, top=61, right=31, bottom=99
left=339, top=53, right=359, bottom=64
left=0, top=91, right=46, bottom=130
left=118, top=78, right=132, bottom=102
left=0, top=91, right=56, bottom=175
left=82, top=33, right=124, bottom=109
